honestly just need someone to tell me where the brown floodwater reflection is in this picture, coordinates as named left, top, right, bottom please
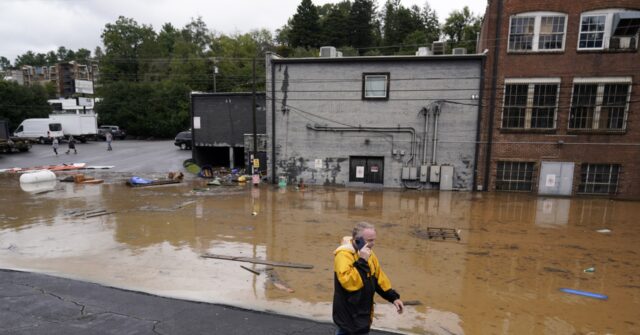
left=1, top=173, right=639, bottom=334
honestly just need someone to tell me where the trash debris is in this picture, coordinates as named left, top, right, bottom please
left=126, top=176, right=181, bottom=187
left=403, top=300, right=422, bottom=306
left=583, top=267, right=596, bottom=273
left=66, top=209, right=114, bottom=218
left=251, top=211, right=258, bottom=216
left=413, top=227, right=461, bottom=241
left=267, top=270, right=295, bottom=293
left=240, top=265, right=260, bottom=275
left=167, top=171, right=184, bottom=181
left=596, top=229, right=612, bottom=234
left=201, top=253, right=313, bottom=269
left=559, top=288, right=608, bottom=300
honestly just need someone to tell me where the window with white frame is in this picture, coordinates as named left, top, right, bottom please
left=496, top=161, right=535, bottom=192
left=508, top=12, right=567, bottom=51
left=569, top=78, right=631, bottom=131
left=362, top=73, right=389, bottom=99
left=502, top=79, right=559, bottom=129
left=578, top=9, right=640, bottom=50
left=578, top=164, right=620, bottom=194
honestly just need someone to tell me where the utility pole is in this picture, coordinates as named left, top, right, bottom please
left=212, top=58, right=217, bottom=93
left=252, top=57, right=257, bottom=179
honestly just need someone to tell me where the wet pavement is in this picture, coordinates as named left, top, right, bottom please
left=0, top=268, right=397, bottom=334
left=0, top=166, right=639, bottom=334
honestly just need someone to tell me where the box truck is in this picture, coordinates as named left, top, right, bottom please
left=49, top=110, right=98, bottom=143
left=13, top=118, right=64, bottom=144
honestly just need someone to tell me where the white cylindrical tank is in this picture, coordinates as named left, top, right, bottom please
left=19, top=170, right=56, bottom=184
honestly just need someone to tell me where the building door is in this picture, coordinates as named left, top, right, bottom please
left=538, top=162, right=575, bottom=196
left=349, top=156, right=384, bottom=184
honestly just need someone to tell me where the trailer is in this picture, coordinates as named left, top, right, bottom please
left=49, top=110, right=98, bottom=143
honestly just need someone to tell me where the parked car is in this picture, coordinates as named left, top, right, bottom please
left=98, top=125, right=126, bottom=140
left=174, top=130, right=192, bottom=150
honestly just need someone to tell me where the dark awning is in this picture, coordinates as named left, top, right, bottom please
left=613, top=11, right=640, bottom=36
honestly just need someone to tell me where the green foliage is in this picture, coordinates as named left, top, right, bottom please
left=0, top=80, right=51, bottom=130
left=348, top=0, right=378, bottom=53
left=95, top=80, right=190, bottom=138
left=442, top=6, right=482, bottom=53
left=289, top=0, right=321, bottom=48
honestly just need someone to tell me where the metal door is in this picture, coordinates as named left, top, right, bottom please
left=538, top=162, right=575, bottom=196
left=349, top=157, right=384, bottom=184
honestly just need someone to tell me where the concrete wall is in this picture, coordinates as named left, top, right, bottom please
left=266, top=54, right=483, bottom=189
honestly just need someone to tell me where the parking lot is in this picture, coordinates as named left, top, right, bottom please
left=0, top=139, right=192, bottom=173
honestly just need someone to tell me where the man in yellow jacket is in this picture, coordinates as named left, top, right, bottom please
left=333, top=222, right=404, bottom=334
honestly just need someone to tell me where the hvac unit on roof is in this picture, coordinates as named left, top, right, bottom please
left=432, top=41, right=445, bottom=55
left=319, top=46, right=337, bottom=58
left=452, top=48, right=467, bottom=55
left=415, top=47, right=432, bottom=56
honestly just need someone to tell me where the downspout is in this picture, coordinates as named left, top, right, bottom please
left=431, top=104, right=440, bottom=165
left=421, top=107, right=430, bottom=166
left=271, top=57, right=277, bottom=184
left=484, top=0, right=502, bottom=192
left=472, top=55, right=487, bottom=191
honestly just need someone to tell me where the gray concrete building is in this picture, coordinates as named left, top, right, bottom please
left=266, top=50, right=485, bottom=189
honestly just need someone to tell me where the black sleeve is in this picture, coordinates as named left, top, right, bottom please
left=375, top=285, right=400, bottom=303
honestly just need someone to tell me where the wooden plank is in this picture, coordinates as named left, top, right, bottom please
left=201, top=253, right=313, bottom=269
left=240, top=265, right=260, bottom=275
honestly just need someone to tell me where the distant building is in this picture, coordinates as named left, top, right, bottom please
left=477, top=0, right=640, bottom=198
left=266, top=49, right=484, bottom=189
left=17, top=61, right=99, bottom=98
left=191, top=92, right=266, bottom=170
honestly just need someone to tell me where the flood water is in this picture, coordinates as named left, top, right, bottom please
left=1, top=172, right=639, bottom=334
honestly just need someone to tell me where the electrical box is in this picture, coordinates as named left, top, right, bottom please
left=440, top=165, right=454, bottom=190
left=430, top=165, right=441, bottom=182
left=409, top=167, right=417, bottom=180
left=419, top=165, right=429, bottom=182
left=401, top=167, right=410, bottom=180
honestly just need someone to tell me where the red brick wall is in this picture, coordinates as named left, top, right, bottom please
left=477, top=0, right=640, bottom=198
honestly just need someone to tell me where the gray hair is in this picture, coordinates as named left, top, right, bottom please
left=352, top=222, right=375, bottom=238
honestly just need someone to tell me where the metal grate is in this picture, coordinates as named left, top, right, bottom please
left=502, top=83, right=557, bottom=129
left=570, top=83, right=630, bottom=130
left=502, top=84, right=528, bottom=128
left=578, top=164, right=620, bottom=194
left=569, top=84, right=597, bottom=129
left=600, top=84, right=629, bottom=129
left=496, top=161, right=535, bottom=192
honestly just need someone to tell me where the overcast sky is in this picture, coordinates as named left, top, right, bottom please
left=0, top=0, right=487, bottom=64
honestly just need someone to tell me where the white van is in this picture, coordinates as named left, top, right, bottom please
left=13, top=119, right=64, bottom=144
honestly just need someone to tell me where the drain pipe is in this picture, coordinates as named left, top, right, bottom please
left=421, top=107, right=430, bottom=166
left=431, top=103, right=440, bottom=165
left=270, top=56, right=277, bottom=184
left=306, top=125, right=417, bottom=162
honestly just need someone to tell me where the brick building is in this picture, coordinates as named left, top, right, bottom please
left=17, top=61, right=98, bottom=98
left=477, top=0, right=640, bottom=198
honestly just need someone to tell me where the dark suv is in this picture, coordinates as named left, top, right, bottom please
left=98, top=125, right=126, bottom=140
left=174, top=130, right=192, bottom=150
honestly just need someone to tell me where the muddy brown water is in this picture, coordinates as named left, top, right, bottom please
left=1, top=173, right=639, bottom=334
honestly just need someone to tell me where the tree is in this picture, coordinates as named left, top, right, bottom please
left=319, top=1, right=351, bottom=47
left=0, top=56, right=10, bottom=70
left=289, top=0, right=321, bottom=48
left=100, top=16, right=157, bottom=83
left=381, top=1, right=424, bottom=53
left=349, top=0, right=377, bottom=53
left=0, top=80, right=51, bottom=129
left=442, top=6, right=482, bottom=53
left=422, top=2, right=441, bottom=44
left=74, top=48, right=92, bottom=63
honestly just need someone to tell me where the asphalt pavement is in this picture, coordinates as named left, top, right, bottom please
left=0, top=140, right=192, bottom=173
left=0, top=269, right=399, bottom=335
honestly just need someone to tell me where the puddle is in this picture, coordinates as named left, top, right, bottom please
left=0, top=173, right=639, bottom=334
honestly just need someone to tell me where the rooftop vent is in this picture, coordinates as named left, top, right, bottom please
left=452, top=47, right=467, bottom=55
left=432, top=41, right=445, bottom=55
left=319, top=46, right=338, bottom=58
left=415, top=47, right=432, bottom=56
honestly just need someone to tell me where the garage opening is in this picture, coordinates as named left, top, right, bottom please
left=194, top=146, right=246, bottom=169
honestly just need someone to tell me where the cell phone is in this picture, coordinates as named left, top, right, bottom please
left=354, top=237, right=366, bottom=250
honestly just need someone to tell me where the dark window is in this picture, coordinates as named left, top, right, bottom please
left=579, top=15, right=606, bottom=49
left=570, top=82, right=630, bottom=130
left=496, top=161, right=535, bottom=192
left=362, top=73, right=389, bottom=100
left=502, top=84, right=528, bottom=128
left=578, top=164, right=620, bottom=194
left=502, top=82, right=558, bottom=129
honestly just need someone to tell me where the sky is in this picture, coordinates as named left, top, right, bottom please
left=0, top=0, right=487, bottom=64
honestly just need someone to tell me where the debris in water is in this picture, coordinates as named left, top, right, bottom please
left=559, top=288, right=608, bottom=300
left=596, top=229, right=612, bottom=234
left=583, top=267, right=596, bottom=273
left=251, top=211, right=258, bottom=216
left=240, top=265, right=260, bottom=275
left=201, top=253, right=313, bottom=269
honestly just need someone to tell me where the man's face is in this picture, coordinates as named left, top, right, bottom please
left=361, top=228, right=377, bottom=248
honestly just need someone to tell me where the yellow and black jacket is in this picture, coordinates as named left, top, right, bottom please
left=332, top=237, right=400, bottom=334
